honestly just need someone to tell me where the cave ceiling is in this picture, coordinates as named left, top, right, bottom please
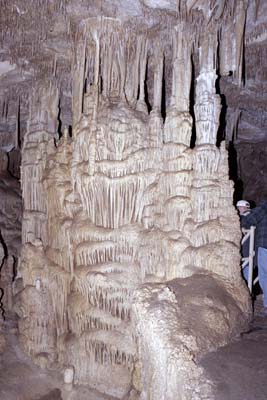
left=0, top=0, right=266, bottom=151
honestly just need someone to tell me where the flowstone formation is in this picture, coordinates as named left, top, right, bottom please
left=14, top=3, right=251, bottom=400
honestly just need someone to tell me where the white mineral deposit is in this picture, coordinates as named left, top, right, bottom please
left=0, top=1, right=266, bottom=399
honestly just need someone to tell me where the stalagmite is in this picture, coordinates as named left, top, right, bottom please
left=9, top=3, right=253, bottom=400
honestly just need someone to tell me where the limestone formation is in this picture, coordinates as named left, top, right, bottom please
left=133, top=274, right=250, bottom=400
left=0, top=1, right=262, bottom=399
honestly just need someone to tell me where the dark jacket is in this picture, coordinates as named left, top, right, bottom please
left=241, top=201, right=267, bottom=254
left=241, top=210, right=250, bottom=258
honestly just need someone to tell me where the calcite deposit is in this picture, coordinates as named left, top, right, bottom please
left=1, top=0, right=264, bottom=399
left=133, top=273, right=250, bottom=400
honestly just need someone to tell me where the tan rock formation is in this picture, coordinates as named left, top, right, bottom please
left=0, top=1, right=256, bottom=399
left=133, top=273, right=250, bottom=400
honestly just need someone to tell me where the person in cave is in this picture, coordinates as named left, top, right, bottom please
left=237, top=200, right=267, bottom=313
left=236, top=200, right=251, bottom=282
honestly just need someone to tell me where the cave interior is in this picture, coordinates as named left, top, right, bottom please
left=0, top=0, right=267, bottom=399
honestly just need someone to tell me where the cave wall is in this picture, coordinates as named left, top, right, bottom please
left=221, top=0, right=267, bottom=204
left=0, top=150, right=21, bottom=314
left=236, top=142, right=267, bottom=204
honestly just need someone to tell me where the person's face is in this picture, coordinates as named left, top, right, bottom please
left=237, top=206, right=248, bottom=215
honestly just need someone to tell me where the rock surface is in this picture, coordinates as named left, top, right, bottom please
left=200, top=297, right=267, bottom=400
left=1, top=301, right=267, bottom=400
left=133, top=273, right=251, bottom=400
left=0, top=1, right=265, bottom=398
left=0, top=317, right=116, bottom=400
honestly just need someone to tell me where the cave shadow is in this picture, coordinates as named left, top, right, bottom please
left=216, top=93, right=227, bottom=147
left=0, top=230, right=8, bottom=320
left=215, top=70, right=227, bottom=147
left=228, top=141, right=243, bottom=205
left=189, top=55, right=196, bottom=149
left=161, top=56, right=166, bottom=122
left=144, top=59, right=152, bottom=113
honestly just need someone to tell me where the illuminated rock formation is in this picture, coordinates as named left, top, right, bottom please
left=4, top=1, right=255, bottom=399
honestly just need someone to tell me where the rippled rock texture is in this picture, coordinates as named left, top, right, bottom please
left=0, top=1, right=262, bottom=399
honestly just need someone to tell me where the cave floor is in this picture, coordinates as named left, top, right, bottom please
left=200, top=295, right=267, bottom=400
left=0, top=316, right=116, bottom=400
left=1, top=297, right=267, bottom=400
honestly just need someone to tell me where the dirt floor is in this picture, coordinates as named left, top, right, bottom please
left=0, top=317, right=116, bottom=400
left=1, top=297, right=267, bottom=400
left=200, top=295, right=267, bottom=400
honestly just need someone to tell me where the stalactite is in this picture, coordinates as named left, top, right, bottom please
left=16, top=7, right=249, bottom=397
left=72, top=41, right=86, bottom=128
left=136, top=36, right=148, bottom=113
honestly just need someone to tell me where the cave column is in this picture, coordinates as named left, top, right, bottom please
left=194, top=34, right=221, bottom=147
left=153, top=50, right=164, bottom=112
left=18, top=83, right=60, bottom=361
left=170, top=29, right=191, bottom=112
left=192, top=34, right=221, bottom=224
left=191, top=34, right=241, bottom=280
left=136, top=37, right=148, bottom=113
left=21, top=84, right=59, bottom=246
left=164, top=28, right=193, bottom=146
left=72, top=41, right=86, bottom=130
left=148, top=49, right=164, bottom=147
